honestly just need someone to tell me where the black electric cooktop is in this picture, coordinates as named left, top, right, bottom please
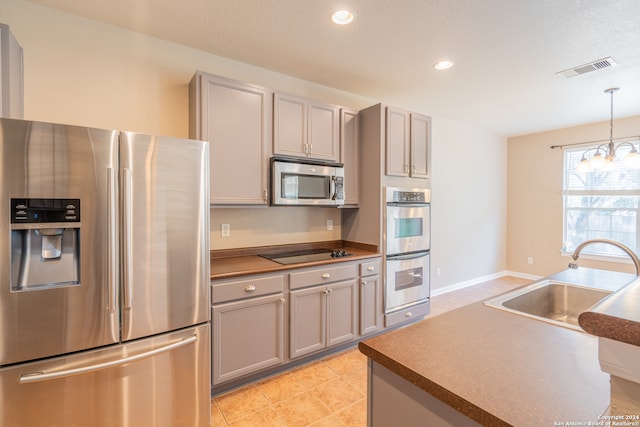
left=260, top=248, right=352, bottom=265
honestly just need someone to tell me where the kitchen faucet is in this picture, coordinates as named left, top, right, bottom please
left=568, top=239, right=640, bottom=276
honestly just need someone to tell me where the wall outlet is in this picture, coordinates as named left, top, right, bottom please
left=436, top=267, right=441, bottom=277
left=326, top=219, right=333, bottom=231
left=221, top=224, right=230, bottom=237
left=527, top=257, right=533, bottom=265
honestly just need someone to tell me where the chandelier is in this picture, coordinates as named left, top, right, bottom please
left=576, top=87, right=640, bottom=172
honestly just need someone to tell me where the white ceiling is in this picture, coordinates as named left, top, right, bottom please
left=25, top=0, right=640, bottom=137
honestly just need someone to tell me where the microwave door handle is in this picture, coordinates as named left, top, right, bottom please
left=330, top=176, right=337, bottom=200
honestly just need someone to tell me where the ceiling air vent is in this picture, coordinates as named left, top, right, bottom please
left=556, top=57, right=617, bottom=78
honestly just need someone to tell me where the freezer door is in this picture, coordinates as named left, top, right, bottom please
left=0, top=324, right=211, bottom=427
left=0, top=119, right=120, bottom=366
left=120, top=132, right=209, bottom=341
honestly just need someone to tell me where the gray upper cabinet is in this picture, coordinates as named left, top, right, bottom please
left=273, top=92, right=339, bottom=162
left=385, top=106, right=410, bottom=177
left=385, top=106, right=431, bottom=179
left=189, top=71, right=271, bottom=205
left=410, top=112, right=431, bottom=179
left=0, top=23, right=24, bottom=119
left=340, top=108, right=359, bottom=206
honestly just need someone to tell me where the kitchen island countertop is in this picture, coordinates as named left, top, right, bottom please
left=359, top=268, right=636, bottom=426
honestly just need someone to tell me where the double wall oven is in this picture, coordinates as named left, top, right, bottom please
left=384, top=187, right=431, bottom=313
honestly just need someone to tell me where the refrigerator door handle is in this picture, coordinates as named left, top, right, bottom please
left=19, top=335, right=197, bottom=384
left=122, top=168, right=133, bottom=310
left=107, top=167, right=117, bottom=313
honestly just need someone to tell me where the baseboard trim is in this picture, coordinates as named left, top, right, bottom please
left=431, top=270, right=542, bottom=297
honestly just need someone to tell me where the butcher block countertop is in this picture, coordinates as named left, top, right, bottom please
left=210, top=240, right=380, bottom=280
left=359, top=268, right=637, bottom=426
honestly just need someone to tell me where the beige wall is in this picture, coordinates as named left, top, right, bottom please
left=507, top=115, right=640, bottom=276
left=1, top=0, right=510, bottom=289
left=431, top=118, right=508, bottom=289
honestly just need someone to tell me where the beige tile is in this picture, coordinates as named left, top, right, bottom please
left=307, top=414, right=346, bottom=426
left=325, top=349, right=367, bottom=376
left=215, top=385, right=270, bottom=423
left=341, top=366, right=368, bottom=396
left=293, top=361, right=339, bottom=389
left=335, top=398, right=367, bottom=427
left=211, top=399, right=227, bottom=427
left=273, top=391, right=331, bottom=427
left=311, top=378, right=364, bottom=413
left=228, top=407, right=287, bottom=427
left=257, top=371, right=308, bottom=404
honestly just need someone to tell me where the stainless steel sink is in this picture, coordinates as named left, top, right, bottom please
left=484, top=280, right=612, bottom=331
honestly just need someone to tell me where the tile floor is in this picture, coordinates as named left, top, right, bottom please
left=211, top=275, right=532, bottom=426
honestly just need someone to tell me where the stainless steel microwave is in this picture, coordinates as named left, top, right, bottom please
left=271, top=158, right=344, bottom=206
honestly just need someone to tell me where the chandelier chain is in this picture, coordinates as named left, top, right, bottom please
left=610, top=88, right=614, bottom=144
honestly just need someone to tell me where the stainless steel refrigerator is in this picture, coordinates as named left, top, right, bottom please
left=0, top=118, right=211, bottom=427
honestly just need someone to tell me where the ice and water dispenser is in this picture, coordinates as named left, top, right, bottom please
left=10, top=198, right=81, bottom=291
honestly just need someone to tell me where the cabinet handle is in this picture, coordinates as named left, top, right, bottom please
left=263, top=189, right=268, bottom=201
left=321, top=273, right=331, bottom=279
left=245, top=285, right=256, bottom=293
left=361, top=280, right=367, bottom=285
left=404, top=164, right=409, bottom=173
left=279, top=298, right=285, bottom=303
left=405, top=312, right=413, bottom=317
left=367, top=266, right=375, bottom=271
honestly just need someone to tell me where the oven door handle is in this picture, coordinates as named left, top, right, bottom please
left=386, top=251, right=429, bottom=261
left=386, top=203, right=429, bottom=208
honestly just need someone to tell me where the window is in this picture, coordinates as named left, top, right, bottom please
left=563, top=144, right=640, bottom=258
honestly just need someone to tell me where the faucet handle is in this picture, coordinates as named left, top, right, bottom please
left=568, top=262, right=579, bottom=270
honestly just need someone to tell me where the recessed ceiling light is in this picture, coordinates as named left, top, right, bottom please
left=331, top=9, right=355, bottom=25
left=434, top=60, right=455, bottom=70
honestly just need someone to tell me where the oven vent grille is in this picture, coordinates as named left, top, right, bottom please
left=556, top=57, right=617, bottom=78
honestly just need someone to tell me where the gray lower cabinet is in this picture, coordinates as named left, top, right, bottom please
left=359, top=259, right=383, bottom=335
left=211, top=274, right=285, bottom=385
left=289, top=264, right=358, bottom=359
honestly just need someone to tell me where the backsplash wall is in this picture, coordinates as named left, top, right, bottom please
left=210, top=207, right=342, bottom=250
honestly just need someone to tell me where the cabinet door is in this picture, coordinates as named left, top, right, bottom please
left=360, top=275, right=383, bottom=335
left=290, top=286, right=326, bottom=359
left=410, top=113, right=431, bottom=179
left=308, top=101, right=339, bottom=161
left=340, top=108, right=359, bottom=206
left=327, top=280, right=358, bottom=347
left=194, top=73, right=270, bottom=205
left=212, top=294, right=285, bottom=385
left=273, top=92, right=307, bottom=158
left=385, top=106, right=410, bottom=177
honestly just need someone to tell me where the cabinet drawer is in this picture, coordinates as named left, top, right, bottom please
left=384, top=301, right=430, bottom=328
left=290, top=264, right=357, bottom=290
left=212, top=275, right=284, bottom=304
left=359, top=259, right=381, bottom=277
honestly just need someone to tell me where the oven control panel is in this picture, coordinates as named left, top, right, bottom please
left=388, top=188, right=430, bottom=204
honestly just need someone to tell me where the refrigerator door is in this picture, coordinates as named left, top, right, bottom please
left=0, top=119, right=119, bottom=366
left=0, top=324, right=211, bottom=427
left=120, top=132, right=209, bottom=341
